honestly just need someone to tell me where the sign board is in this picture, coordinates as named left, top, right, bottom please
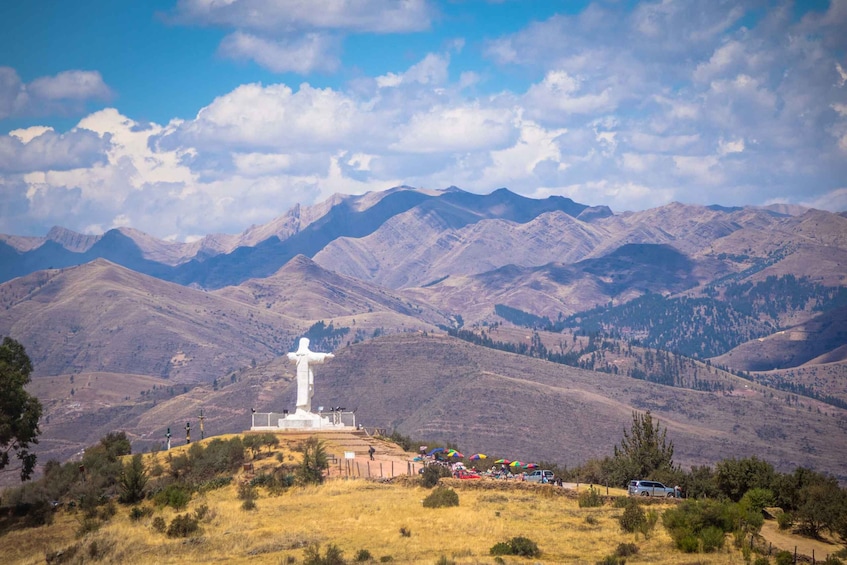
left=344, top=451, right=356, bottom=459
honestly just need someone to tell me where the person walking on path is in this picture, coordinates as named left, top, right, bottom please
left=368, top=445, right=375, bottom=461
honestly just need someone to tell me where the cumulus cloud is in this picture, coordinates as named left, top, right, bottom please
left=168, top=0, right=433, bottom=33
left=0, top=67, right=111, bottom=119
left=5, top=2, right=847, bottom=239
left=218, top=31, right=341, bottom=73
left=169, top=0, right=433, bottom=73
left=0, top=127, right=110, bottom=173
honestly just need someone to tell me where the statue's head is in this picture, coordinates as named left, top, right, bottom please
left=297, top=337, right=310, bottom=352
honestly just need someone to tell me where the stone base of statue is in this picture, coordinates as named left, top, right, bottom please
left=251, top=409, right=356, bottom=431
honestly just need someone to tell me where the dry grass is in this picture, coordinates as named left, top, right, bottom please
left=6, top=477, right=750, bottom=565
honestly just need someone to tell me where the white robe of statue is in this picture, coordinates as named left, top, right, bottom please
left=287, top=337, right=334, bottom=414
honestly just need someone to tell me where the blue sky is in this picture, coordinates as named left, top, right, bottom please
left=1, top=0, right=845, bottom=241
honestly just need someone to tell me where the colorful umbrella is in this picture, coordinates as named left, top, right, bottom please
left=509, top=460, right=524, bottom=468
left=524, top=463, right=538, bottom=469
left=447, top=450, right=464, bottom=458
left=494, top=458, right=510, bottom=464
left=469, top=453, right=487, bottom=461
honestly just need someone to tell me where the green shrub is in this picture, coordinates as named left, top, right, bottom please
left=303, top=542, right=345, bottom=565
left=128, top=505, right=153, bottom=521
left=752, top=557, right=770, bottom=565
left=619, top=499, right=646, bottom=533
left=777, top=511, right=793, bottom=530
left=596, top=556, right=623, bottom=565
left=774, top=550, right=793, bottom=565
left=612, top=496, right=630, bottom=508
left=197, top=476, right=233, bottom=492
left=490, top=542, right=512, bottom=556
left=152, top=516, right=166, bottom=533
left=740, top=488, right=774, bottom=514
left=422, top=486, right=459, bottom=508
left=663, top=498, right=752, bottom=553
left=699, top=526, right=725, bottom=552
left=615, top=543, right=638, bottom=557
left=585, top=515, right=599, bottom=525
left=489, top=536, right=540, bottom=558
left=76, top=517, right=101, bottom=537
left=154, top=483, right=191, bottom=510
left=238, top=483, right=258, bottom=501
left=194, top=503, right=209, bottom=521
left=676, top=533, right=699, bottom=553
left=297, top=437, right=329, bottom=486
left=241, top=498, right=257, bottom=511
left=354, top=548, right=372, bottom=562
left=379, top=556, right=393, bottom=563
left=434, top=557, right=455, bottom=565
left=579, top=486, right=604, bottom=508
left=421, top=465, right=451, bottom=489
left=166, top=513, right=199, bottom=538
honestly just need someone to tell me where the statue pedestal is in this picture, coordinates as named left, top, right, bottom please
left=279, top=409, right=334, bottom=430
left=251, top=409, right=355, bottom=431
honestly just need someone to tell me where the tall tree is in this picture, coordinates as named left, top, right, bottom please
left=612, top=410, right=675, bottom=486
left=0, top=337, right=43, bottom=481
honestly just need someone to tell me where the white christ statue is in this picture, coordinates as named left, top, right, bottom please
left=287, top=337, right=334, bottom=414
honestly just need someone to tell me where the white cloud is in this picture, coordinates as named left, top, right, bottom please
left=6, top=1, right=847, bottom=239
left=0, top=127, right=110, bottom=173
left=28, top=70, right=112, bottom=101
left=0, top=67, right=112, bottom=119
left=170, top=0, right=433, bottom=33
left=170, top=0, right=433, bottom=74
left=376, top=53, right=449, bottom=88
left=390, top=103, right=518, bottom=154
left=523, top=70, right=616, bottom=124
left=717, top=137, right=745, bottom=156
left=218, top=31, right=340, bottom=73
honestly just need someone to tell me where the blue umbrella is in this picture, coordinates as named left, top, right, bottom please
left=427, top=447, right=445, bottom=456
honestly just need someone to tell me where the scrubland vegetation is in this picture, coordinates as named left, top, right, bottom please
left=1, top=419, right=846, bottom=564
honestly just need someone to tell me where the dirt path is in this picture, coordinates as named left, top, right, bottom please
left=759, top=521, right=844, bottom=561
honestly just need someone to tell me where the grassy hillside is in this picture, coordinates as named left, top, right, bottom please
left=1, top=434, right=753, bottom=565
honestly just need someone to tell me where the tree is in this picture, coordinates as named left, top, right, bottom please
left=0, top=337, right=42, bottom=481
left=119, top=453, right=149, bottom=504
left=611, top=410, right=675, bottom=486
left=297, top=436, right=328, bottom=485
left=714, top=456, right=775, bottom=502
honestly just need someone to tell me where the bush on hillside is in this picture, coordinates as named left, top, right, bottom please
left=297, top=437, right=329, bottom=486
left=153, top=483, right=191, bottom=510
left=422, top=486, right=458, bottom=508
left=579, top=486, right=604, bottom=508
left=166, top=513, right=199, bottom=538
left=303, top=542, right=346, bottom=565
left=420, top=465, right=451, bottom=488
left=489, top=536, right=540, bottom=558
left=663, top=498, right=759, bottom=553
left=619, top=498, right=647, bottom=533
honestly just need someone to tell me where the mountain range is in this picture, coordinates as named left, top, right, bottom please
left=1, top=186, right=845, bottom=484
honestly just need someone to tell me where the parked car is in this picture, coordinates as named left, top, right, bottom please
left=628, top=480, right=676, bottom=497
left=525, top=470, right=555, bottom=483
